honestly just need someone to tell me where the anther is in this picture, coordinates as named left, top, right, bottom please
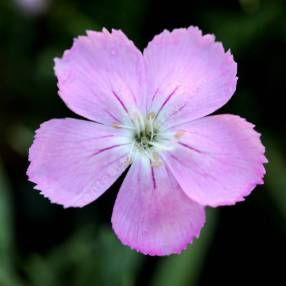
left=112, top=122, right=135, bottom=130
left=151, top=152, right=161, bottom=167
left=175, top=130, right=186, bottom=139
left=125, top=156, right=133, bottom=165
left=112, top=122, right=121, bottom=129
left=147, top=112, right=156, bottom=121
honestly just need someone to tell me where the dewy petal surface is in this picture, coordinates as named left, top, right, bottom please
left=111, top=158, right=205, bottom=256
left=164, top=115, right=267, bottom=207
left=54, top=29, right=145, bottom=124
left=27, top=118, right=130, bottom=208
left=143, top=27, right=237, bottom=127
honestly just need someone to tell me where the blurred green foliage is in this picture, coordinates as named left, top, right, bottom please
left=0, top=161, right=21, bottom=286
left=0, top=0, right=286, bottom=285
left=25, top=227, right=143, bottom=286
left=265, top=140, right=286, bottom=223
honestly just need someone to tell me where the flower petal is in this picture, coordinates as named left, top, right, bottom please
left=164, top=115, right=267, bottom=207
left=55, top=29, right=145, bottom=124
left=111, top=158, right=205, bottom=256
left=27, top=118, right=130, bottom=208
left=143, top=27, right=237, bottom=127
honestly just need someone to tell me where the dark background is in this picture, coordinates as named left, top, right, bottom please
left=0, top=0, right=286, bottom=285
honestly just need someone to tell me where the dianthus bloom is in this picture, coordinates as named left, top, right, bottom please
left=27, top=27, right=266, bottom=256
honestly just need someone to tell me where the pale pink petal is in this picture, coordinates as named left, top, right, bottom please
left=27, top=118, right=130, bottom=208
left=111, top=158, right=205, bottom=256
left=143, top=27, right=237, bottom=127
left=163, top=115, right=267, bottom=207
left=55, top=29, right=145, bottom=124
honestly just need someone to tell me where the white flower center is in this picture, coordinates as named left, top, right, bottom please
left=113, top=111, right=184, bottom=167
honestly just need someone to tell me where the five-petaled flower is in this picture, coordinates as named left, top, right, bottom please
left=27, top=27, right=267, bottom=256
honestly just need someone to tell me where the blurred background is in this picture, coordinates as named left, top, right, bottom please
left=0, top=0, right=286, bottom=285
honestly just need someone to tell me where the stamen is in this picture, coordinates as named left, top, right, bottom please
left=175, top=130, right=186, bottom=139
left=125, top=156, right=133, bottom=165
left=148, top=141, right=173, bottom=151
left=146, top=112, right=156, bottom=140
left=151, top=152, right=161, bottom=167
left=147, top=112, right=156, bottom=120
left=112, top=123, right=135, bottom=130
left=138, top=113, right=145, bottom=133
left=127, top=142, right=136, bottom=164
left=129, top=110, right=144, bottom=133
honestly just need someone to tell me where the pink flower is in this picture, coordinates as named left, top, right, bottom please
left=27, top=27, right=267, bottom=256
